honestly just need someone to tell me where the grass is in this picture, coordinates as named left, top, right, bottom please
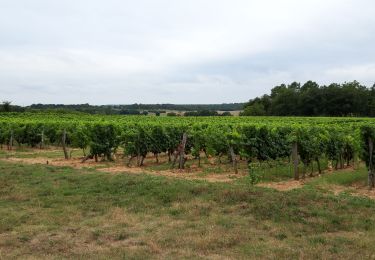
left=143, top=155, right=332, bottom=183
left=145, top=156, right=305, bottom=182
left=309, top=168, right=368, bottom=186
left=0, top=147, right=85, bottom=159
left=1, top=161, right=375, bottom=259
left=0, top=147, right=331, bottom=183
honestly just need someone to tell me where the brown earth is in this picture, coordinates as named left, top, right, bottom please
left=2, top=157, right=242, bottom=183
left=257, top=180, right=305, bottom=191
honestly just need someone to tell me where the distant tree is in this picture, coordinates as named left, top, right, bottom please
left=369, top=84, right=375, bottom=117
left=104, top=106, right=113, bottom=115
left=220, top=111, right=233, bottom=116
left=342, top=81, right=368, bottom=116
left=2, top=101, right=12, bottom=112
left=184, top=110, right=219, bottom=116
left=119, top=109, right=140, bottom=115
left=270, top=82, right=300, bottom=116
left=241, top=95, right=272, bottom=116
left=242, top=80, right=375, bottom=117
left=299, top=81, right=321, bottom=116
left=242, top=102, right=266, bottom=116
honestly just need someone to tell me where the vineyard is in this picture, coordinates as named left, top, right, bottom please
left=3, top=113, right=375, bottom=258
left=1, top=113, right=375, bottom=186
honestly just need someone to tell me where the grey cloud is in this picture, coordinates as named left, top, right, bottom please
left=0, top=0, right=374, bottom=105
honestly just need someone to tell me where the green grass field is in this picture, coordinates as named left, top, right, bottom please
left=1, top=159, right=375, bottom=259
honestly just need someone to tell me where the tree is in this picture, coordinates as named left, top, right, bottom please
left=241, top=95, right=271, bottom=116
left=299, top=81, right=321, bottom=116
left=270, top=83, right=300, bottom=116
left=220, top=111, right=233, bottom=116
left=368, top=84, right=375, bottom=117
left=241, top=80, right=374, bottom=117
left=2, top=101, right=12, bottom=112
left=242, top=102, right=266, bottom=116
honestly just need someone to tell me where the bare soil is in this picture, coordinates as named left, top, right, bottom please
left=2, top=156, right=243, bottom=183
left=257, top=180, right=305, bottom=191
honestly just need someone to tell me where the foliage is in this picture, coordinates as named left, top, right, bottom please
left=0, top=113, right=373, bottom=177
left=242, top=81, right=375, bottom=117
left=87, top=123, right=120, bottom=160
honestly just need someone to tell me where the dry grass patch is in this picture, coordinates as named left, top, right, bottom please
left=1, top=160, right=375, bottom=259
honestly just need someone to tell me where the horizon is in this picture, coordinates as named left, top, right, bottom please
left=16, top=102, right=246, bottom=106
left=5, top=79, right=375, bottom=107
left=6, top=79, right=375, bottom=107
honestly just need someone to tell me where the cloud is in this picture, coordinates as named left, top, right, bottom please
left=0, top=0, right=374, bottom=105
left=325, top=64, right=375, bottom=84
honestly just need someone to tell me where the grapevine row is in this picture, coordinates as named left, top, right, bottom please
left=1, top=113, right=375, bottom=186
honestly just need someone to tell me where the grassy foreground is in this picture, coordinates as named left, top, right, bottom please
left=0, top=161, right=375, bottom=259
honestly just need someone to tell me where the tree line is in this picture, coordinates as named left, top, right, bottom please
left=0, top=102, right=233, bottom=116
left=241, top=81, right=375, bottom=117
left=27, top=103, right=244, bottom=114
left=1, top=102, right=242, bottom=115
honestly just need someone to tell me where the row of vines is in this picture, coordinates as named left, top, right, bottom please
left=1, top=113, right=375, bottom=186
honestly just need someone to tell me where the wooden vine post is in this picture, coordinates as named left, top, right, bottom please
left=292, top=141, right=299, bottom=180
left=229, top=146, right=238, bottom=174
left=179, top=133, right=187, bottom=169
left=136, top=146, right=141, bottom=166
left=368, top=137, right=374, bottom=189
left=9, top=129, right=14, bottom=151
left=172, top=133, right=188, bottom=169
left=62, top=129, right=69, bottom=160
left=40, top=129, right=45, bottom=149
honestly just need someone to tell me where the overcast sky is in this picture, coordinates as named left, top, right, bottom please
left=0, top=0, right=374, bottom=105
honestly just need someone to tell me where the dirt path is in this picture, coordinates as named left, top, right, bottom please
left=257, top=180, right=305, bottom=191
left=2, top=157, right=242, bottom=183
left=100, top=166, right=241, bottom=182
left=329, top=184, right=375, bottom=200
left=256, top=167, right=354, bottom=191
left=5, top=157, right=95, bottom=169
left=3, top=153, right=375, bottom=200
left=258, top=169, right=375, bottom=200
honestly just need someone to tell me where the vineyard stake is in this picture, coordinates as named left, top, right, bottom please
left=229, top=146, right=238, bottom=174
left=40, top=129, right=44, bottom=149
left=62, top=129, right=69, bottom=160
left=368, top=137, right=374, bottom=189
left=292, top=141, right=299, bottom=180
left=9, top=129, right=14, bottom=151
left=179, top=133, right=187, bottom=169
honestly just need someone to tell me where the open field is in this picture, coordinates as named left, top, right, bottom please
left=1, top=148, right=375, bottom=259
left=1, top=114, right=375, bottom=258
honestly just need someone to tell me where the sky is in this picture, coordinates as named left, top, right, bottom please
left=0, top=0, right=374, bottom=105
